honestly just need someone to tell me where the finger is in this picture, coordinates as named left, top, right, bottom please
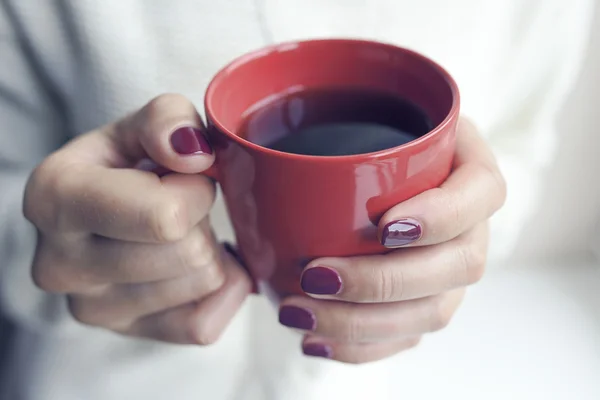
left=87, top=219, right=221, bottom=283
left=68, top=269, right=224, bottom=330
left=66, top=242, right=228, bottom=329
left=119, top=249, right=252, bottom=344
left=24, top=94, right=216, bottom=241
left=378, top=118, right=506, bottom=248
left=32, top=219, right=220, bottom=293
left=300, top=222, right=488, bottom=302
left=279, top=289, right=465, bottom=342
left=302, top=335, right=421, bottom=363
left=75, top=93, right=214, bottom=173
left=30, top=164, right=215, bottom=242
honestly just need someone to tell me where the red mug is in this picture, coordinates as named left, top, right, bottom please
left=205, top=39, right=460, bottom=300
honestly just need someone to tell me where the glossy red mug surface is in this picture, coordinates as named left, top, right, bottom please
left=205, top=39, right=460, bottom=300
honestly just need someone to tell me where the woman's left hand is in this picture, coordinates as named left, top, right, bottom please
left=278, top=118, right=507, bottom=364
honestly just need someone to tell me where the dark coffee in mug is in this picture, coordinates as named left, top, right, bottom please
left=237, top=87, right=433, bottom=156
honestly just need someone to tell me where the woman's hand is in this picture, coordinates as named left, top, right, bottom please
left=24, top=94, right=252, bottom=344
left=279, top=118, right=506, bottom=363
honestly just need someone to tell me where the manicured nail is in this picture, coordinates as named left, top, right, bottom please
left=381, top=218, right=422, bottom=247
left=303, top=343, right=333, bottom=359
left=279, top=305, right=316, bottom=331
left=301, top=266, right=342, bottom=295
left=170, top=127, right=212, bottom=155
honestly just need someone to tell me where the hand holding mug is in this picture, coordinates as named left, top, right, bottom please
left=24, top=40, right=506, bottom=365
left=24, top=94, right=252, bottom=344
left=280, top=118, right=506, bottom=363
left=201, top=40, right=506, bottom=363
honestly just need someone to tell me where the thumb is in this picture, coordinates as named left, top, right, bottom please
left=105, top=93, right=215, bottom=174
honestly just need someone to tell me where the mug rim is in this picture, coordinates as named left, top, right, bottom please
left=205, top=38, right=460, bottom=162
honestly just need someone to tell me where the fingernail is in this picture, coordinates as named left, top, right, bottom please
left=303, top=343, right=333, bottom=359
left=279, top=305, right=316, bottom=331
left=301, top=266, right=342, bottom=295
left=170, top=127, right=212, bottom=155
left=381, top=218, right=422, bottom=247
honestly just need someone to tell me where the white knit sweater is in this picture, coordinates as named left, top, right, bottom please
left=0, top=1, right=596, bottom=399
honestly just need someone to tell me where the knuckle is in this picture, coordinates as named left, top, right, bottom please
left=198, top=177, right=217, bottom=209
left=146, top=93, right=192, bottom=114
left=456, top=240, right=487, bottom=286
left=179, top=231, right=218, bottom=265
left=373, top=266, right=403, bottom=302
left=176, top=232, right=209, bottom=271
left=24, top=156, right=74, bottom=232
left=32, top=238, right=109, bottom=295
left=192, top=319, right=221, bottom=346
left=444, top=190, right=462, bottom=230
left=144, top=93, right=196, bottom=126
left=31, top=260, right=59, bottom=292
left=482, top=163, right=508, bottom=214
left=23, top=167, right=46, bottom=224
left=148, top=200, right=188, bottom=243
left=430, top=187, right=462, bottom=238
left=176, top=233, right=225, bottom=291
left=428, top=297, right=455, bottom=332
left=30, top=245, right=71, bottom=293
left=406, top=336, right=422, bottom=349
left=202, top=259, right=227, bottom=293
left=67, top=296, right=98, bottom=326
left=343, top=313, right=366, bottom=342
left=492, top=168, right=508, bottom=210
left=225, top=262, right=252, bottom=293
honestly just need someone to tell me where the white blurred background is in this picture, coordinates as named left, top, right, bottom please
left=0, top=2, right=599, bottom=399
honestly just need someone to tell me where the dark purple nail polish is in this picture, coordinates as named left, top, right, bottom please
left=381, top=218, right=422, bottom=247
left=303, top=343, right=333, bottom=359
left=279, top=305, right=316, bottom=331
left=170, top=127, right=212, bottom=155
left=301, top=266, right=342, bottom=295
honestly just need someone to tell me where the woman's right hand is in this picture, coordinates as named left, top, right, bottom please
left=23, top=94, right=252, bottom=344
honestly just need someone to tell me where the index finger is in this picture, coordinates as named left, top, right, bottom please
left=378, top=118, right=506, bottom=247
left=34, top=164, right=215, bottom=243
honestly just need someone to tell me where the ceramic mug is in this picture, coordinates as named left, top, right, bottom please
left=204, top=39, right=460, bottom=300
